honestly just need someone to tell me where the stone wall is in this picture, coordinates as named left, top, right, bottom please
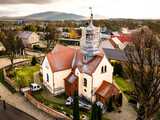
left=25, top=93, right=71, bottom=120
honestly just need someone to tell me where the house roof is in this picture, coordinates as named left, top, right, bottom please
left=64, top=72, right=78, bottom=84
left=103, top=48, right=127, bottom=61
left=95, top=80, right=119, bottom=99
left=47, top=44, right=75, bottom=72
left=18, top=31, right=33, bottom=39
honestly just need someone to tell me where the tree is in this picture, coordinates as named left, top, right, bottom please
left=0, top=30, right=24, bottom=68
left=91, top=103, right=97, bottom=120
left=24, top=25, right=37, bottom=32
left=107, top=97, right=114, bottom=112
left=45, top=24, right=59, bottom=52
left=124, top=26, right=160, bottom=120
left=73, top=91, right=80, bottom=120
left=91, top=102, right=102, bottom=120
left=97, top=105, right=102, bottom=120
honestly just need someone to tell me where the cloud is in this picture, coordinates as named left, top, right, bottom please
left=0, top=10, right=15, bottom=16
left=0, top=0, right=51, bottom=4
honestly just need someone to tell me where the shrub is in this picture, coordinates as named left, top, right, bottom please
left=112, top=62, right=124, bottom=77
left=31, top=56, right=38, bottom=66
left=117, top=93, right=123, bottom=107
left=107, top=97, right=114, bottom=112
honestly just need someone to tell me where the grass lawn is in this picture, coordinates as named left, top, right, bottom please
left=114, top=76, right=134, bottom=100
left=114, top=76, right=134, bottom=92
left=15, top=64, right=40, bottom=87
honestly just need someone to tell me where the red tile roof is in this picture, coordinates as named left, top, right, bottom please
left=112, top=34, right=131, bottom=43
left=77, top=54, right=103, bottom=75
left=64, top=72, right=78, bottom=84
left=47, top=44, right=75, bottom=72
left=95, top=80, right=119, bottom=99
left=47, top=44, right=103, bottom=75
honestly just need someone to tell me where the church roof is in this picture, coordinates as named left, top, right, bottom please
left=64, top=72, right=78, bottom=84
left=46, top=44, right=103, bottom=75
left=95, top=80, right=119, bottom=99
left=77, top=54, right=103, bottom=75
left=47, top=44, right=75, bottom=72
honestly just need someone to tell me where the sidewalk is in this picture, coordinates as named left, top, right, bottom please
left=0, top=102, right=36, bottom=120
left=0, top=83, right=53, bottom=120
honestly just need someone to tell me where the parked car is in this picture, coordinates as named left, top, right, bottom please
left=30, top=83, right=42, bottom=92
left=65, top=96, right=73, bottom=106
left=20, top=87, right=30, bottom=95
left=79, top=101, right=91, bottom=110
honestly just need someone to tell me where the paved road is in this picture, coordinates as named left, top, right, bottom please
left=0, top=58, right=27, bottom=69
left=0, top=102, right=37, bottom=120
left=25, top=51, right=45, bottom=57
left=0, top=83, right=53, bottom=120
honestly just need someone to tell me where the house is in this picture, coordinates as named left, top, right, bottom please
left=42, top=13, right=119, bottom=104
left=18, top=31, right=39, bottom=48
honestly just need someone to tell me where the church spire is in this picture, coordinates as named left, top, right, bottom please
left=80, top=8, right=100, bottom=60
left=89, top=7, right=93, bottom=25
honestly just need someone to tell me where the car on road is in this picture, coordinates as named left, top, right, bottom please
left=30, top=83, right=42, bottom=92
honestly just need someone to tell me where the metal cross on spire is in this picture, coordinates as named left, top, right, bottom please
left=89, top=7, right=93, bottom=24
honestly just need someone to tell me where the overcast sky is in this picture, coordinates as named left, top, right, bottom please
left=0, top=0, right=160, bottom=19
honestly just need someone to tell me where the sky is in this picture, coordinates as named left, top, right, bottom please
left=0, top=0, right=160, bottom=19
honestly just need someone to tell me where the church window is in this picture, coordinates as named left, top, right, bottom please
left=83, top=78, right=87, bottom=87
left=104, top=65, right=107, bottom=72
left=101, top=65, right=107, bottom=73
left=101, top=66, right=104, bottom=73
left=46, top=73, right=49, bottom=82
left=84, top=89, right=87, bottom=92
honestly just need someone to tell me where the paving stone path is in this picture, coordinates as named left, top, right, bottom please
left=104, top=81, right=137, bottom=120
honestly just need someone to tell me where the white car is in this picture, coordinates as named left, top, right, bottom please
left=65, top=97, right=73, bottom=106
left=30, top=83, right=41, bottom=92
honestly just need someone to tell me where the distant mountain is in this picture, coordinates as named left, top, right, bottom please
left=0, top=11, right=86, bottom=21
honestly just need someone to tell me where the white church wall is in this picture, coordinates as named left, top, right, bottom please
left=79, top=73, right=92, bottom=101
left=53, top=69, right=71, bottom=95
left=42, top=57, right=54, bottom=94
left=92, top=55, right=113, bottom=92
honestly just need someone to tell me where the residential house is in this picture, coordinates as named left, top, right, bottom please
left=18, top=31, right=40, bottom=48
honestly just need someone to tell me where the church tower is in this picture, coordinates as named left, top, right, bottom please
left=80, top=8, right=101, bottom=62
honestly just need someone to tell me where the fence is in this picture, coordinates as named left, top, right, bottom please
left=25, top=93, right=71, bottom=120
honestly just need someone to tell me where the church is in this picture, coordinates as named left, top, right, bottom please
left=42, top=11, right=119, bottom=104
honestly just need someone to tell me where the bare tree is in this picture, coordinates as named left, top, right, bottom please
left=125, top=26, right=160, bottom=120
left=0, top=30, right=24, bottom=68
left=45, top=24, right=59, bottom=52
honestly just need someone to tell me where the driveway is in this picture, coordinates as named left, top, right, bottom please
left=104, top=94, right=137, bottom=120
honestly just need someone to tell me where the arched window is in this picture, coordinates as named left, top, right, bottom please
left=46, top=73, right=49, bottom=82
left=105, top=65, right=107, bottom=72
left=101, top=66, right=104, bottom=73
left=83, top=78, right=87, bottom=87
